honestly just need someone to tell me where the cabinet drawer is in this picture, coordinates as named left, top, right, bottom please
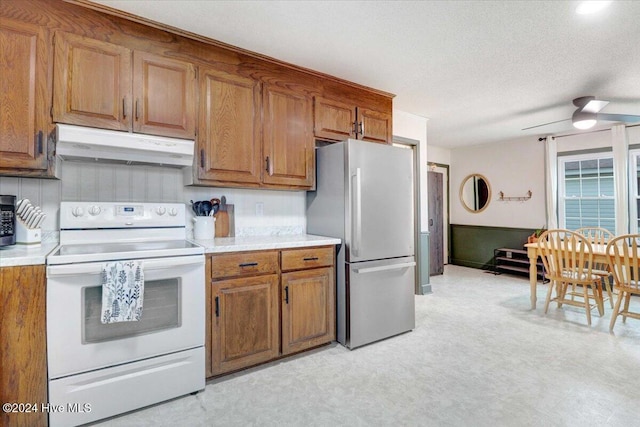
left=211, top=251, right=279, bottom=280
left=281, top=246, right=334, bottom=272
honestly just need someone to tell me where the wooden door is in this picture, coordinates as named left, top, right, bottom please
left=0, top=20, right=49, bottom=171
left=132, top=51, right=196, bottom=138
left=197, top=68, right=261, bottom=185
left=262, top=85, right=314, bottom=188
left=428, top=171, right=444, bottom=275
left=357, top=107, right=392, bottom=144
left=53, top=31, right=131, bottom=131
left=313, top=96, right=356, bottom=141
left=0, top=265, right=47, bottom=427
left=281, top=267, right=335, bottom=355
left=211, top=274, right=280, bottom=375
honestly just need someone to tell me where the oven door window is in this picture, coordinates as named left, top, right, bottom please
left=83, top=278, right=181, bottom=343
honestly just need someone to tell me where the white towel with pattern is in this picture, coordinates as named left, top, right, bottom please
left=101, top=261, right=144, bottom=323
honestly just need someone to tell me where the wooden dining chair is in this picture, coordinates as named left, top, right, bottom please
left=537, top=229, right=604, bottom=325
left=605, top=234, right=640, bottom=330
left=575, top=227, right=615, bottom=308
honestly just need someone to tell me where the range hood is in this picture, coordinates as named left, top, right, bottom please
left=55, top=124, right=195, bottom=168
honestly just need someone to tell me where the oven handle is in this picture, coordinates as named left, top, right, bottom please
left=47, top=255, right=204, bottom=277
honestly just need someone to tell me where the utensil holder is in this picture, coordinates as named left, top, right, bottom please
left=16, top=220, right=42, bottom=245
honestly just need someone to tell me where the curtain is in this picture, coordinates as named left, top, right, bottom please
left=612, top=124, right=629, bottom=234
left=544, top=136, right=558, bottom=229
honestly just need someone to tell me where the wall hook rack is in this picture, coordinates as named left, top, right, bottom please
left=498, top=190, right=532, bottom=202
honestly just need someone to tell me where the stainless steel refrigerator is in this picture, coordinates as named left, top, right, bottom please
left=307, top=139, right=415, bottom=349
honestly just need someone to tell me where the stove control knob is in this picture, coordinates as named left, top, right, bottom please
left=168, top=207, right=178, bottom=217
left=156, top=206, right=167, bottom=216
left=88, top=205, right=102, bottom=216
left=72, top=206, right=85, bottom=217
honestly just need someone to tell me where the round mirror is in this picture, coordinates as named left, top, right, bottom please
left=460, top=174, right=491, bottom=213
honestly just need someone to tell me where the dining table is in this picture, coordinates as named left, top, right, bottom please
left=524, top=241, right=610, bottom=309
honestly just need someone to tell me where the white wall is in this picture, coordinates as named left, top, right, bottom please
left=427, top=145, right=451, bottom=166
left=450, top=136, right=546, bottom=228
left=558, top=125, right=640, bottom=152
left=0, top=162, right=306, bottom=237
left=393, top=110, right=428, bottom=232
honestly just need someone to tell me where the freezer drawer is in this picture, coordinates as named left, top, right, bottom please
left=346, top=257, right=416, bottom=349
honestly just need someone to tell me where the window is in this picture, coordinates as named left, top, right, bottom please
left=629, top=149, right=640, bottom=233
left=558, top=153, right=615, bottom=231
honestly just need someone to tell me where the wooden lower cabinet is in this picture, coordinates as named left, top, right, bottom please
left=0, top=265, right=48, bottom=427
left=281, top=267, right=335, bottom=355
left=211, top=274, right=280, bottom=375
left=207, top=246, right=336, bottom=377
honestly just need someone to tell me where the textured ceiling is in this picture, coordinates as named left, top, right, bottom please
left=93, top=0, right=640, bottom=148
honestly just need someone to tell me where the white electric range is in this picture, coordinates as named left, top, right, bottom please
left=46, top=202, right=205, bottom=426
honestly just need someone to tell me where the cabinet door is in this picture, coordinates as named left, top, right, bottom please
left=198, top=68, right=262, bottom=185
left=211, top=274, right=280, bottom=375
left=357, top=107, right=392, bottom=144
left=313, top=96, right=356, bottom=141
left=132, top=51, right=196, bottom=138
left=0, top=20, right=49, bottom=171
left=281, top=267, right=335, bottom=355
left=0, top=265, right=47, bottom=427
left=53, top=32, right=131, bottom=131
left=263, top=85, right=314, bottom=188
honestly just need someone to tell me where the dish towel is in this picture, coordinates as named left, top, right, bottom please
left=101, top=261, right=144, bottom=324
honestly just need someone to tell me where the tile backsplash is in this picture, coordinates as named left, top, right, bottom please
left=0, top=161, right=306, bottom=237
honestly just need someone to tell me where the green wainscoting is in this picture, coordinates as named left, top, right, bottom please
left=450, top=224, right=536, bottom=270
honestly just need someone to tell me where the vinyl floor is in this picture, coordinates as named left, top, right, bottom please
left=93, top=265, right=640, bottom=427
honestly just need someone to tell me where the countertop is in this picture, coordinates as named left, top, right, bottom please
left=0, top=243, right=59, bottom=268
left=0, top=234, right=341, bottom=267
left=193, top=234, right=341, bottom=253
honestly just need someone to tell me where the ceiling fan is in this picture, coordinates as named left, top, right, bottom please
left=523, top=96, right=640, bottom=131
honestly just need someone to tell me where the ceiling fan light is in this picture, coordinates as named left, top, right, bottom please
left=572, top=110, right=597, bottom=129
left=573, top=119, right=597, bottom=130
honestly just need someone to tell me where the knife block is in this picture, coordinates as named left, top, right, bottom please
left=16, top=220, right=42, bottom=245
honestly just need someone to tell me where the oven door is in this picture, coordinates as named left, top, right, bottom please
left=46, top=255, right=205, bottom=379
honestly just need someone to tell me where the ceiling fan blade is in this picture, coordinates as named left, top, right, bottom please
left=597, top=113, right=640, bottom=123
left=522, top=118, right=570, bottom=131
left=582, top=99, right=609, bottom=113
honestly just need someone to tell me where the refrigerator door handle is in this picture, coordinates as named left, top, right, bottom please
left=351, top=168, right=362, bottom=256
left=354, top=262, right=416, bottom=274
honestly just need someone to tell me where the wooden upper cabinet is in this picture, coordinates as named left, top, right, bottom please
left=198, top=68, right=261, bottom=185
left=263, top=85, right=314, bottom=188
left=313, top=96, right=357, bottom=141
left=53, top=31, right=131, bottom=131
left=53, top=32, right=196, bottom=138
left=0, top=19, right=49, bottom=171
left=132, top=51, right=196, bottom=138
left=314, top=96, right=392, bottom=144
left=358, top=107, right=392, bottom=144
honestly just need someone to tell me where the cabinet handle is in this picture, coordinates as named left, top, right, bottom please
left=359, top=121, right=364, bottom=137
left=200, top=149, right=205, bottom=168
left=135, top=98, right=140, bottom=120
left=35, top=131, right=43, bottom=155
left=352, top=121, right=358, bottom=137
left=239, top=262, right=258, bottom=268
left=122, top=98, right=127, bottom=119
left=265, top=156, right=272, bottom=175
left=284, top=286, right=289, bottom=304
left=303, top=257, right=319, bottom=261
left=215, top=296, right=220, bottom=318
